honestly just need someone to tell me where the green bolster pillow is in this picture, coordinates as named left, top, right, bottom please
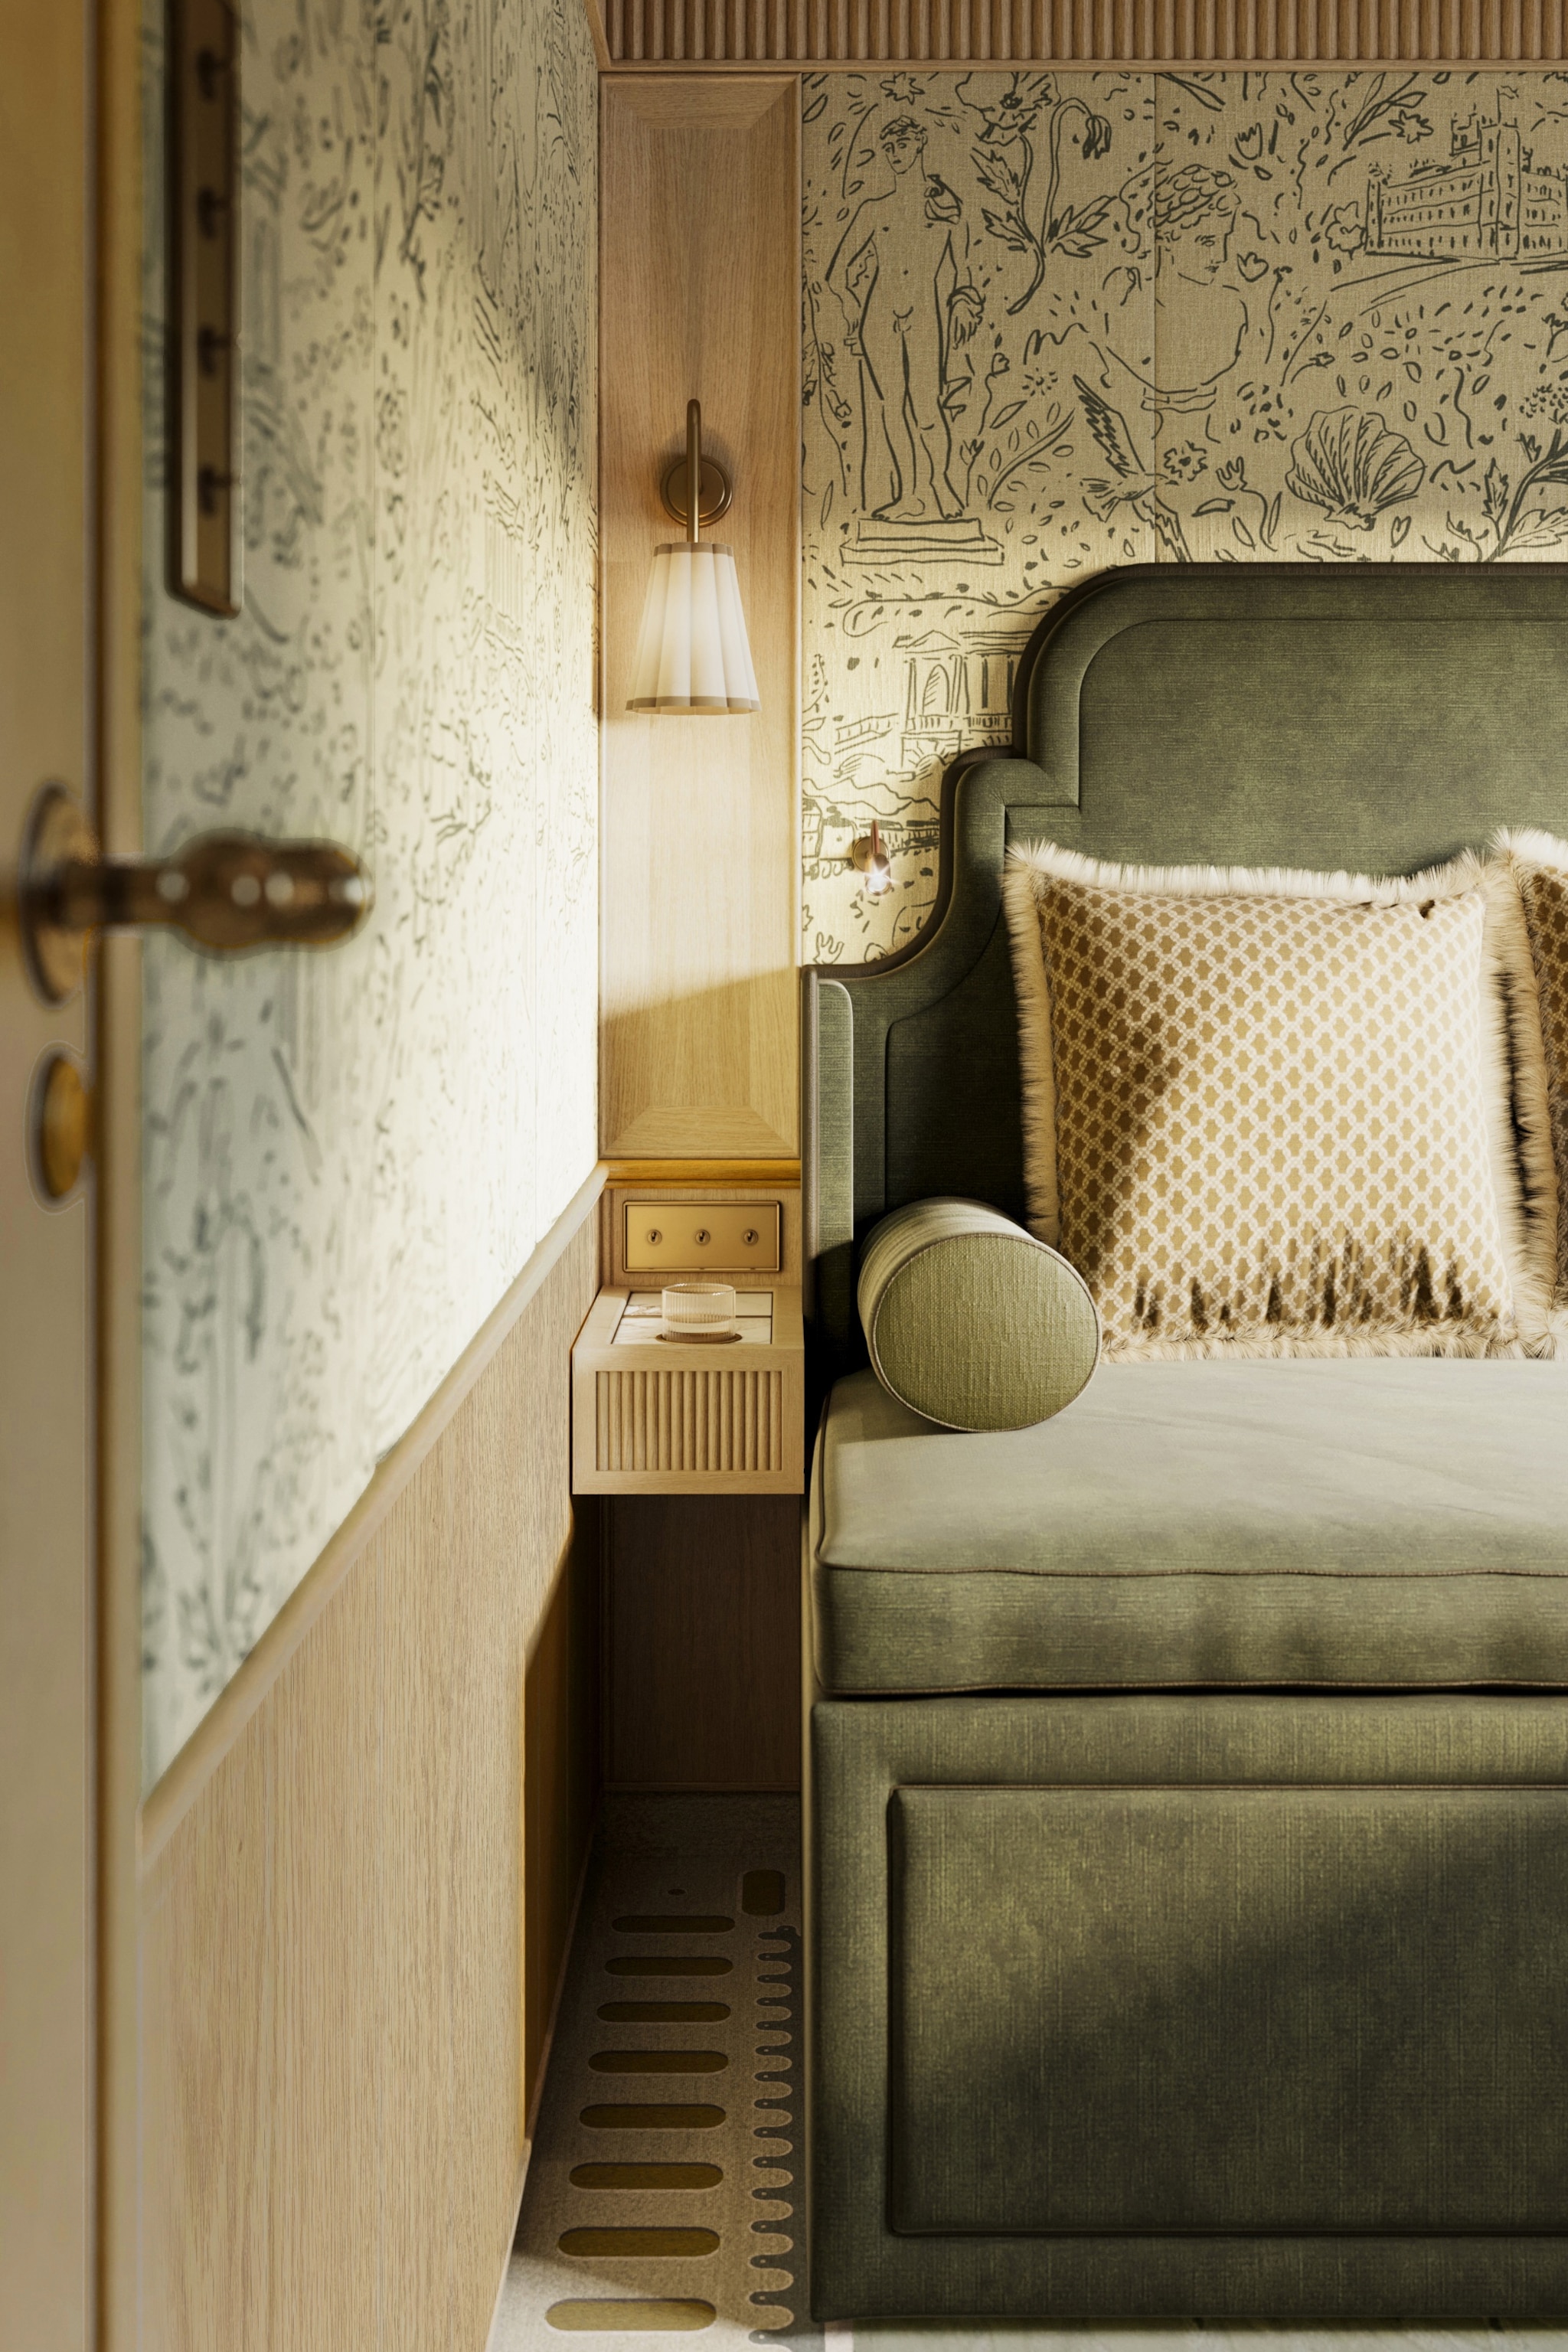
left=857, top=1197, right=1101, bottom=1432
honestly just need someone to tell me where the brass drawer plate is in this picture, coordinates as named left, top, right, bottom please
left=622, top=1199, right=781, bottom=1275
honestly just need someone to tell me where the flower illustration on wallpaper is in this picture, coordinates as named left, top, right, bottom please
left=1321, top=202, right=1366, bottom=254
left=959, top=70, right=1115, bottom=315
left=1326, top=74, right=1435, bottom=178
left=825, top=112, right=982, bottom=524
left=1286, top=407, right=1425, bottom=533
left=959, top=67, right=1053, bottom=148
left=1205, top=456, right=1284, bottom=552
left=1430, top=425, right=1568, bottom=562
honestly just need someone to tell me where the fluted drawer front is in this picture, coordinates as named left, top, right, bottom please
left=596, top=1367, right=786, bottom=1474
left=572, top=1288, right=805, bottom=1494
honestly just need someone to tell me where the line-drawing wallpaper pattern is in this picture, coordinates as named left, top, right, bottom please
left=140, top=0, right=597, bottom=1787
left=803, top=68, right=1568, bottom=958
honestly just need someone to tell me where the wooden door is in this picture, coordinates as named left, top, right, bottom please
left=0, top=5, right=98, bottom=2347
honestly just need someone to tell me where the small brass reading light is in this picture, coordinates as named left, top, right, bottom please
left=627, top=399, right=760, bottom=715
left=851, top=818, right=893, bottom=899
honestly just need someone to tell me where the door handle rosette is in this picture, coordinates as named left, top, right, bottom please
left=16, top=782, right=372, bottom=1002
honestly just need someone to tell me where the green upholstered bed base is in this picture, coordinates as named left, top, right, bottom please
left=810, top=1694, right=1568, bottom=2317
left=801, top=566, right=1568, bottom=2320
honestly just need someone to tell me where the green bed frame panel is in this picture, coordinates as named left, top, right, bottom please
left=892, top=1781, right=1568, bottom=2235
left=811, top=1694, right=1568, bottom=2318
left=802, top=563, right=1568, bottom=1376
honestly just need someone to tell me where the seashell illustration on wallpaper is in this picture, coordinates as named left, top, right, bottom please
left=802, top=67, right=1568, bottom=960
left=1285, top=406, right=1426, bottom=531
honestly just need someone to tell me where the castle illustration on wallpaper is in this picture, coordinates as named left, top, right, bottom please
left=1366, top=104, right=1568, bottom=260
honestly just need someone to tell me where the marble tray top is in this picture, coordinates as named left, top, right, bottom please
left=613, top=1291, right=775, bottom=1346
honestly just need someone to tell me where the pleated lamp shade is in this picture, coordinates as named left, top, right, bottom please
left=626, top=541, right=760, bottom=714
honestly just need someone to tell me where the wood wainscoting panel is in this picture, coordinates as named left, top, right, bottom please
left=524, top=1497, right=602, bottom=2107
left=270, top=1573, right=381, bottom=2347
left=139, top=1726, right=275, bottom=2352
left=599, top=76, right=801, bottom=1161
left=139, top=1204, right=601, bottom=2348
left=605, top=1494, right=802, bottom=1787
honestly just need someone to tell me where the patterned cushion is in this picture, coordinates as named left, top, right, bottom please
left=1003, top=842, right=1544, bottom=1363
left=1498, top=829, right=1568, bottom=1339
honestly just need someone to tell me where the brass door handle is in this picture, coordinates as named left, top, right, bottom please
left=16, top=782, right=373, bottom=1002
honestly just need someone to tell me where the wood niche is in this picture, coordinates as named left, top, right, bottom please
left=599, top=75, right=801, bottom=1160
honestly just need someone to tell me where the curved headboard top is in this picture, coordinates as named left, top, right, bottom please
left=1022, top=562, right=1568, bottom=874
left=802, top=562, right=1568, bottom=1370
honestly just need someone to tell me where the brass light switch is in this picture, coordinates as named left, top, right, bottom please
left=622, top=1200, right=782, bottom=1275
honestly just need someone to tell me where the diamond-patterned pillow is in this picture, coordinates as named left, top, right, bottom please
left=1497, top=829, right=1568, bottom=1341
left=1003, top=842, right=1548, bottom=1362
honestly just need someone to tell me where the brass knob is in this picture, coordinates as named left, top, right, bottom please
left=30, top=1052, right=91, bottom=1201
left=15, top=783, right=373, bottom=1004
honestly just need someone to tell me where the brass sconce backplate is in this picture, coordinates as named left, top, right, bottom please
left=658, top=452, right=732, bottom=532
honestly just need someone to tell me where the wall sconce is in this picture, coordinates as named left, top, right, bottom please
left=627, top=400, right=760, bottom=715
left=851, top=818, right=893, bottom=898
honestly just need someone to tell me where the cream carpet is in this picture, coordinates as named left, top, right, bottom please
left=495, top=1794, right=814, bottom=2349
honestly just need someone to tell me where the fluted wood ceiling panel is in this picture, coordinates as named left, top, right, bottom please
left=599, top=0, right=1566, bottom=59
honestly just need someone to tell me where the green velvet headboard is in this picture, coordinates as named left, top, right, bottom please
left=802, top=561, right=1568, bottom=1378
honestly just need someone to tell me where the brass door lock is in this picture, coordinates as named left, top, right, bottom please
left=15, top=782, right=373, bottom=1004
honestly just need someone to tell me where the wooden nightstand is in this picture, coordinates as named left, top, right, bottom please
left=571, top=1285, right=804, bottom=1495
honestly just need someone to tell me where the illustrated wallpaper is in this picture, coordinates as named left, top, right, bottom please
left=139, top=0, right=597, bottom=1785
left=803, top=68, right=1568, bottom=957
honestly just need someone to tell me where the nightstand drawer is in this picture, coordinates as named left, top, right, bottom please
left=571, top=1287, right=804, bottom=1494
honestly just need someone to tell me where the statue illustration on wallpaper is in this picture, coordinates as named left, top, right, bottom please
left=1073, top=165, right=1249, bottom=558
left=825, top=114, right=1000, bottom=563
left=1150, top=164, right=1247, bottom=411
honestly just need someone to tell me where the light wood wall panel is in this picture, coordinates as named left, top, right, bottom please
left=600, top=77, right=801, bottom=1159
left=139, top=1207, right=600, bottom=2350
left=594, top=0, right=1567, bottom=58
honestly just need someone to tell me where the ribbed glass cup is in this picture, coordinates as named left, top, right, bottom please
left=661, top=1281, right=737, bottom=1341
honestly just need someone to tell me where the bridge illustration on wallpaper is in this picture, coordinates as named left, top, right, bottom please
left=808, top=641, right=1018, bottom=766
